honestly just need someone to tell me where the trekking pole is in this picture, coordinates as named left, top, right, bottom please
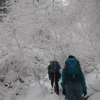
left=82, top=94, right=93, bottom=100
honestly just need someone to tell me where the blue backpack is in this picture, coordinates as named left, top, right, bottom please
left=66, top=58, right=80, bottom=75
left=51, top=61, right=61, bottom=71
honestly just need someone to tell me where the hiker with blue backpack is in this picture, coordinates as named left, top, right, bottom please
left=48, top=61, right=61, bottom=95
left=61, top=55, right=87, bottom=100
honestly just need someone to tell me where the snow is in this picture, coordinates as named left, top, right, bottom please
left=10, top=72, right=100, bottom=100
left=88, top=92, right=100, bottom=100
left=0, top=0, right=100, bottom=100
left=1, top=72, right=99, bottom=100
left=16, top=87, right=60, bottom=100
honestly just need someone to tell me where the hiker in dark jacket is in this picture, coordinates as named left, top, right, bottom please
left=61, top=55, right=87, bottom=100
left=48, top=61, right=61, bottom=95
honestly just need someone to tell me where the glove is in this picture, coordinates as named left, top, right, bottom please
left=82, top=91, right=87, bottom=96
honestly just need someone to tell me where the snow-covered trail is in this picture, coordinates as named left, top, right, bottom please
left=16, top=85, right=65, bottom=100
left=15, top=72, right=99, bottom=100
left=15, top=79, right=65, bottom=100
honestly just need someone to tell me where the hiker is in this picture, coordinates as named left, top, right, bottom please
left=61, top=55, right=87, bottom=100
left=48, top=61, right=61, bottom=95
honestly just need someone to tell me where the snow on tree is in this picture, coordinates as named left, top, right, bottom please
left=0, top=0, right=100, bottom=99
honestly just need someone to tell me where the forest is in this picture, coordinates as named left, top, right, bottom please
left=0, top=0, right=100, bottom=100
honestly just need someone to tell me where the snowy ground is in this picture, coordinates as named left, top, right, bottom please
left=16, top=87, right=61, bottom=100
left=12, top=72, right=100, bottom=100
left=15, top=82, right=62, bottom=100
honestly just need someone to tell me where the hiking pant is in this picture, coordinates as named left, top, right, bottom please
left=65, top=82, right=82, bottom=100
left=50, top=72, right=59, bottom=94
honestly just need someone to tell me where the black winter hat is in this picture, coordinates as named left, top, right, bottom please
left=68, top=55, right=75, bottom=58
